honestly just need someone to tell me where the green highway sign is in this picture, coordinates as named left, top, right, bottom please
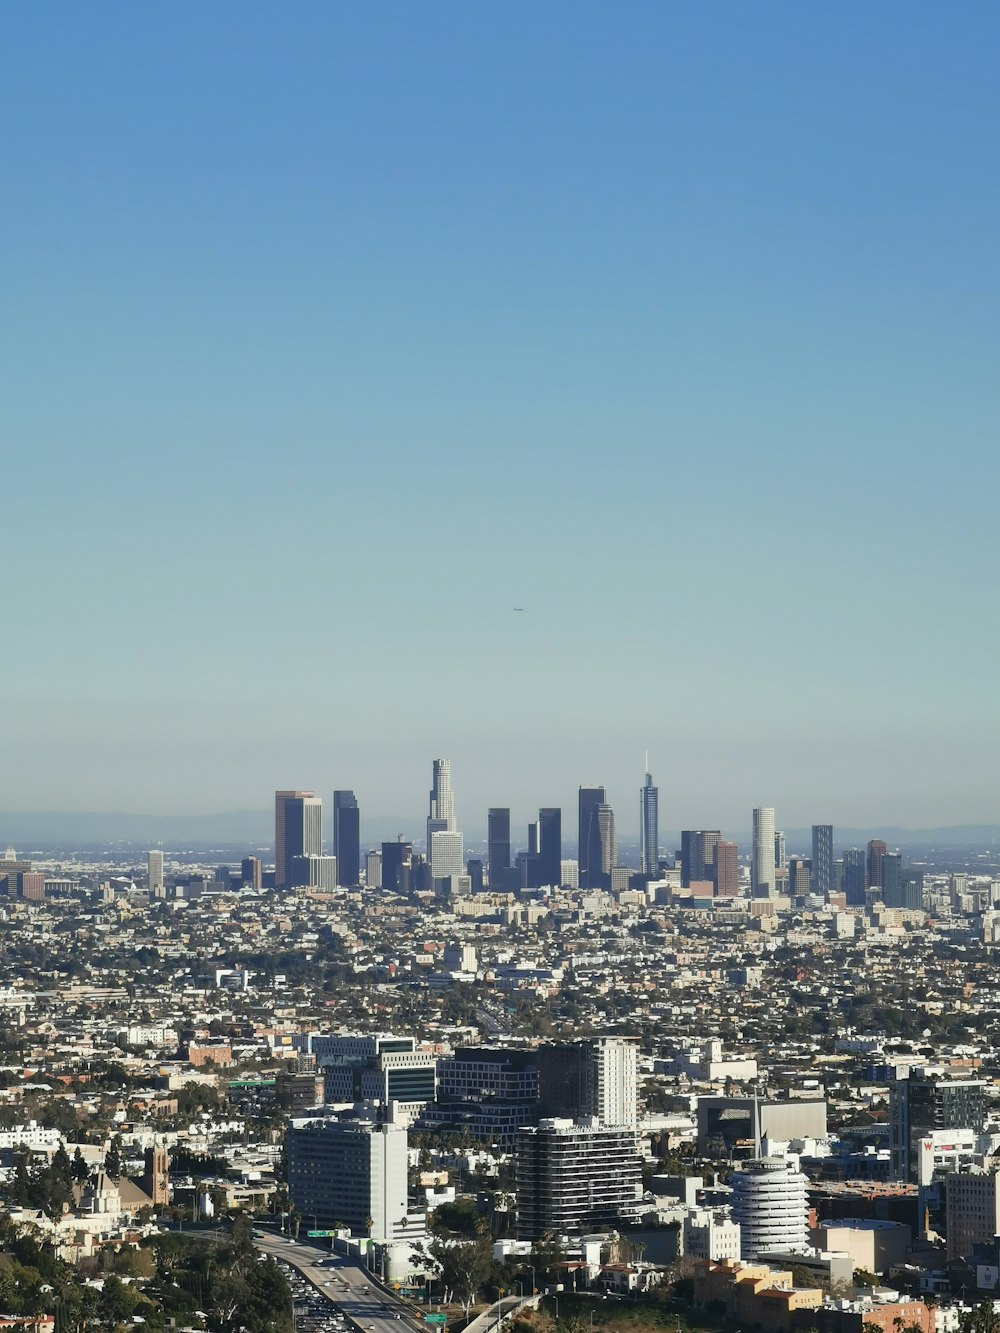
left=306, top=1229, right=338, bottom=1237
left=425, top=1316, right=447, bottom=1325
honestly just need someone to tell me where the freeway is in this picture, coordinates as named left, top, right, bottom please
left=256, top=1231, right=426, bottom=1333
left=463, top=1294, right=540, bottom=1333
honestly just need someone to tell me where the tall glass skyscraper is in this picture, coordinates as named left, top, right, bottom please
left=538, top=807, right=562, bottom=887
left=333, top=790, right=361, bottom=887
left=751, top=807, right=776, bottom=898
left=842, top=848, right=867, bottom=905
left=488, top=808, right=511, bottom=888
left=811, top=824, right=834, bottom=898
left=640, top=768, right=659, bottom=876
left=578, top=786, right=606, bottom=888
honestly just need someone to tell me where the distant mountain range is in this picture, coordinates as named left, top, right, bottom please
left=0, top=809, right=424, bottom=853
left=1, top=810, right=999, bottom=855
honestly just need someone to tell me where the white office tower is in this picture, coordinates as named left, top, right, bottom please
left=730, top=1157, right=808, bottom=1259
left=774, top=830, right=786, bottom=871
left=429, top=758, right=456, bottom=830
left=147, top=850, right=165, bottom=898
left=286, top=1113, right=424, bottom=1244
left=597, top=803, right=617, bottom=878
left=560, top=859, right=579, bottom=889
left=430, top=829, right=464, bottom=880
left=593, top=1037, right=638, bottom=1127
left=752, top=807, right=776, bottom=898
left=427, top=758, right=457, bottom=866
left=366, top=849, right=382, bottom=889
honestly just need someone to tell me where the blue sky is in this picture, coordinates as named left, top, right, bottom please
left=2, top=2, right=998, bottom=834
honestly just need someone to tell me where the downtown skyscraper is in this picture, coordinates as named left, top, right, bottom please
left=488, top=807, right=511, bottom=889
left=594, top=803, right=617, bottom=890
left=751, top=806, right=776, bottom=898
left=427, top=758, right=456, bottom=854
left=333, top=790, right=361, bottom=887
left=680, top=829, right=721, bottom=887
left=578, top=785, right=606, bottom=889
left=427, top=759, right=461, bottom=882
left=428, top=758, right=456, bottom=831
left=842, top=848, right=867, bottom=906
left=811, top=824, right=834, bottom=898
left=537, top=807, right=562, bottom=888
left=274, top=790, right=323, bottom=889
left=639, top=765, right=659, bottom=877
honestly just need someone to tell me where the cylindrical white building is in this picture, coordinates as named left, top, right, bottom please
left=731, top=1156, right=808, bottom=1259
left=752, top=807, right=776, bottom=898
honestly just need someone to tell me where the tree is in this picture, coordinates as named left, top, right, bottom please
left=432, top=1199, right=482, bottom=1239
left=791, top=1264, right=824, bottom=1291
left=421, top=1236, right=497, bottom=1318
left=960, top=1303, right=1000, bottom=1333
left=103, top=1136, right=124, bottom=1180
left=98, top=1273, right=138, bottom=1331
left=534, top=1231, right=566, bottom=1279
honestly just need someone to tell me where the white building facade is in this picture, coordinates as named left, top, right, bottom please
left=730, top=1156, right=808, bottom=1259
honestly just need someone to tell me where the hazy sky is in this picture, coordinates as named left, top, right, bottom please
left=3, top=2, right=999, bottom=835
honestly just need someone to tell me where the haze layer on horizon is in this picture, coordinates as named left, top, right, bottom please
left=3, top=2, right=998, bottom=832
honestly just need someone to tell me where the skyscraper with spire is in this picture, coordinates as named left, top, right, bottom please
left=640, top=762, right=659, bottom=877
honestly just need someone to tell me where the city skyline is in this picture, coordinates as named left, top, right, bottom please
left=4, top=4, right=1000, bottom=1324
left=3, top=3, right=999, bottom=824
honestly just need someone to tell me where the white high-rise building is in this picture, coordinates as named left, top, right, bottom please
left=731, top=1156, right=808, bottom=1259
left=597, top=803, right=617, bottom=881
left=428, top=758, right=458, bottom=867
left=752, top=807, right=776, bottom=898
left=430, top=830, right=464, bottom=881
left=593, top=1036, right=638, bottom=1127
left=774, top=830, right=786, bottom=871
left=366, top=849, right=382, bottom=889
left=287, top=1113, right=423, bottom=1241
left=429, top=758, right=456, bottom=831
left=148, top=850, right=165, bottom=898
